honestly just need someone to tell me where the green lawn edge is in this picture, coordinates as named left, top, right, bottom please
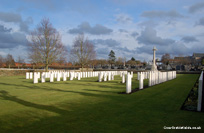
left=0, top=74, right=203, bottom=132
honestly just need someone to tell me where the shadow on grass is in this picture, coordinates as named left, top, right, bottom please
left=0, top=90, right=68, bottom=115
left=0, top=77, right=126, bottom=93
left=0, top=89, right=122, bottom=133
left=0, top=81, right=122, bottom=99
left=83, top=89, right=116, bottom=93
left=19, top=78, right=26, bottom=79
left=0, top=74, right=202, bottom=132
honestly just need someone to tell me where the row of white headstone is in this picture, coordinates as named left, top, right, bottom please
left=138, top=71, right=176, bottom=89
left=97, top=71, right=133, bottom=94
left=125, top=71, right=177, bottom=94
left=26, top=71, right=99, bottom=83
left=98, top=71, right=128, bottom=82
left=26, top=71, right=129, bottom=84
left=197, top=71, right=203, bottom=112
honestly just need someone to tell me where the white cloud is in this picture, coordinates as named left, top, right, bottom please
left=196, top=17, right=204, bottom=26
left=0, top=11, right=32, bottom=32
left=137, top=27, right=175, bottom=46
left=115, top=13, right=133, bottom=24
left=189, top=2, right=204, bottom=13
left=141, top=10, right=184, bottom=19
left=68, top=22, right=113, bottom=35
left=181, top=36, right=198, bottom=43
left=0, top=51, right=7, bottom=56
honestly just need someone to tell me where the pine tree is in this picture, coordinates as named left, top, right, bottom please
left=108, top=50, right=116, bottom=67
left=131, top=57, right=136, bottom=61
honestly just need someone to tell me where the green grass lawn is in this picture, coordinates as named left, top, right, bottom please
left=0, top=74, right=203, bottom=132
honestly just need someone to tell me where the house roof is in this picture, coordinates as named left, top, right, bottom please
left=193, top=53, right=204, bottom=58
left=174, top=56, right=191, bottom=60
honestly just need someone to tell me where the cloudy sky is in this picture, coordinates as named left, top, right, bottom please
left=0, top=0, right=204, bottom=62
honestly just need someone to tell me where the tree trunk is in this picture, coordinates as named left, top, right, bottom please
left=45, top=65, right=48, bottom=72
left=45, top=56, right=49, bottom=72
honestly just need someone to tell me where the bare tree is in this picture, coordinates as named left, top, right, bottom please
left=180, top=57, right=192, bottom=65
left=5, top=54, right=15, bottom=68
left=0, top=55, right=4, bottom=68
left=16, top=56, right=25, bottom=69
left=98, top=59, right=108, bottom=67
left=126, top=60, right=136, bottom=66
left=57, top=56, right=67, bottom=65
left=89, top=59, right=98, bottom=68
left=70, top=34, right=96, bottom=71
left=28, top=18, right=66, bottom=71
left=17, top=56, right=25, bottom=63
left=123, top=57, right=126, bottom=66
left=161, top=53, right=171, bottom=65
left=116, top=57, right=124, bottom=66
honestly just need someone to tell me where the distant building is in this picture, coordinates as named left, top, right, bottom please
left=15, top=62, right=23, bottom=67
left=192, top=53, right=204, bottom=60
left=160, top=53, right=204, bottom=71
left=50, top=62, right=72, bottom=67
left=192, top=53, right=204, bottom=65
left=173, top=56, right=192, bottom=65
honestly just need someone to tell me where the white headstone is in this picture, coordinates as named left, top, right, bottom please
left=33, top=72, right=38, bottom=84
left=78, top=72, right=81, bottom=80
left=104, top=73, right=107, bottom=81
left=66, top=72, right=69, bottom=77
left=54, top=72, right=57, bottom=78
left=30, top=72, right=33, bottom=79
left=149, top=71, right=152, bottom=86
left=50, top=72, right=54, bottom=82
left=126, top=72, right=132, bottom=94
left=70, top=72, right=74, bottom=80
left=41, top=72, right=45, bottom=83
left=131, top=71, right=133, bottom=78
left=80, top=72, right=83, bottom=78
left=197, top=71, right=203, bottom=111
left=63, top=72, right=67, bottom=81
left=98, top=72, right=102, bottom=82
left=137, top=72, right=140, bottom=80
left=139, top=72, right=144, bottom=89
left=26, top=72, right=29, bottom=79
left=122, top=73, right=125, bottom=83
left=108, top=72, right=111, bottom=81
left=57, top=73, right=60, bottom=81
left=111, top=73, right=114, bottom=80
left=37, top=72, right=40, bottom=78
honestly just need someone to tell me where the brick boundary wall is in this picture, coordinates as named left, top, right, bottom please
left=0, top=69, right=32, bottom=76
left=0, top=68, right=82, bottom=77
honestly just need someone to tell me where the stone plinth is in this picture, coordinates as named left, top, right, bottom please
left=151, top=46, right=158, bottom=71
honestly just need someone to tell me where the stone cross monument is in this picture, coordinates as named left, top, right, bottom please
left=151, top=46, right=158, bottom=71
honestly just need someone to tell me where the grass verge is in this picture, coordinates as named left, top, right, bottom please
left=0, top=74, right=203, bottom=132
